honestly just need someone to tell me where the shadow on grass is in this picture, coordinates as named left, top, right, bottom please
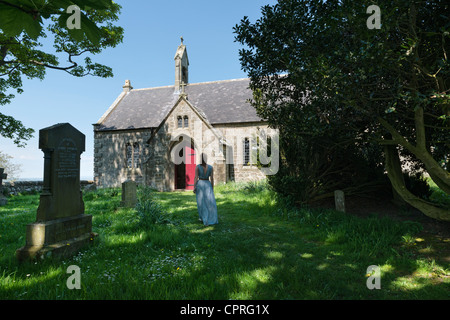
left=147, top=190, right=449, bottom=299
left=0, top=189, right=448, bottom=299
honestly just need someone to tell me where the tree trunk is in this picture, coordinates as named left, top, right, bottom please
left=384, top=145, right=450, bottom=222
left=378, top=117, right=450, bottom=195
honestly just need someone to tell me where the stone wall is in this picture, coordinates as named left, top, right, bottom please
left=213, top=122, right=278, bottom=183
left=93, top=128, right=153, bottom=188
left=2, top=180, right=95, bottom=196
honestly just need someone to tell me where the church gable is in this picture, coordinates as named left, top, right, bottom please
left=148, top=97, right=221, bottom=162
left=159, top=96, right=222, bottom=142
left=143, top=98, right=197, bottom=190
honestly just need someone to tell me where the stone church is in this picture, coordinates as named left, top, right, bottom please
left=93, top=40, right=277, bottom=191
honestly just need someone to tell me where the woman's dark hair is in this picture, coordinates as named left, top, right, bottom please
left=201, top=153, right=207, bottom=165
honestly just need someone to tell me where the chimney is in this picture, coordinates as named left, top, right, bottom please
left=122, top=79, right=133, bottom=93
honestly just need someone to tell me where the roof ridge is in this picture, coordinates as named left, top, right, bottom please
left=132, top=77, right=250, bottom=91
left=131, top=84, right=175, bottom=92
left=187, top=77, right=250, bottom=86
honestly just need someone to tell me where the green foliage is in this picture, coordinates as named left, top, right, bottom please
left=136, top=186, right=173, bottom=228
left=234, top=0, right=449, bottom=210
left=427, top=178, right=450, bottom=208
left=0, top=0, right=124, bottom=146
left=403, top=172, right=432, bottom=200
left=83, top=187, right=118, bottom=201
left=0, top=0, right=116, bottom=42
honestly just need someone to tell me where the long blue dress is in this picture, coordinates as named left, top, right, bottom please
left=196, top=164, right=218, bottom=226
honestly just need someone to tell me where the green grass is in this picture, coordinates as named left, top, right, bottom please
left=427, top=177, right=450, bottom=209
left=0, top=181, right=448, bottom=299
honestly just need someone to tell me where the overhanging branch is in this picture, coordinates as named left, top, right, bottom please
left=30, top=59, right=77, bottom=71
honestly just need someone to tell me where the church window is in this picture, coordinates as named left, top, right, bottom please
left=126, top=143, right=133, bottom=168
left=184, top=116, right=189, bottom=128
left=243, top=138, right=250, bottom=166
left=177, top=116, right=183, bottom=128
left=126, top=142, right=140, bottom=169
left=133, top=143, right=140, bottom=168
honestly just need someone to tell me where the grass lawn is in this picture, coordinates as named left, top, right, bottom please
left=0, top=181, right=448, bottom=299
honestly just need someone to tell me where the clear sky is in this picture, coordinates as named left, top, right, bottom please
left=0, top=0, right=276, bottom=180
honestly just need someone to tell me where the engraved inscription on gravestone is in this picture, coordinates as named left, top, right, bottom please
left=57, top=138, right=78, bottom=179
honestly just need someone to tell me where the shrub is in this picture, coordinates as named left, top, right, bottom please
left=403, top=172, right=432, bottom=200
left=136, top=186, right=172, bottom=228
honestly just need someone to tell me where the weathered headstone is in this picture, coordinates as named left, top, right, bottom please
left=0, top=168, right=7, bottom=206
left=16, top=123, right=97, bottom=261
left=334, top=190, right=346, bottom=213
left=120, top=180, right=137, bottom=207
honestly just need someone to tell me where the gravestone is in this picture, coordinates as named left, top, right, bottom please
left=334, top=190, right=346, bottom=213
left=120, top=180, right=137, bottom=207
left=0, top=168, right=7, bottom=206
left=16, top=123, right=97, bottom=261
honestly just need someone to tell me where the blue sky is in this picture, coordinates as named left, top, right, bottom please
left=0, top=0, right=276, bottom=179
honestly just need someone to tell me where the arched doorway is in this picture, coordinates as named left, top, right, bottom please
left=171, top=136, right=196, bottom=190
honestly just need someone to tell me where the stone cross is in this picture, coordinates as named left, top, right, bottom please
left=0, top=168, right=7, bottom=206
left=334, top=190, right=346, bottom=213
left=16, top=123, right=97, bottom=261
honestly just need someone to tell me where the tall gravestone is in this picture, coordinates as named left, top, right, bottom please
left=16, top=123, right=97, bottom=261
left=120, top=180, right=137, bottom=208
left=0, top=168, right=7, bottom=206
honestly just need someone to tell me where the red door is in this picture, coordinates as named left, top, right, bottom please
left=185, top=146, right=196, bottom=190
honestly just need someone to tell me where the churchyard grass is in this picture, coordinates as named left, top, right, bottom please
left=0, top=182, right=448, bottom=299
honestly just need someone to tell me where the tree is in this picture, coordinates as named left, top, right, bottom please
left=0, top=150, right=22, bottom=180
left=234, top=0, right=449, bottom=221
left=0, top=0, right=124, bottom=146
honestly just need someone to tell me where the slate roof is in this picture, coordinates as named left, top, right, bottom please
left=96, top=78, right=264, bottom=131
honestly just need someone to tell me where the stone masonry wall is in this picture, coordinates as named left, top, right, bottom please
left=213, top=122, right=278, bottom=183
left=93, top=128, right=153, bottom=188
left=2, top=180, right=94, bottom=196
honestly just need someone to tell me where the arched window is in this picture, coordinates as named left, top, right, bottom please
left=133, top=143, right=140, bottom=168
left=126, top=142, right=140, bottom=169
left=126, top=143, right=133, bottom=168
left=177, top=116, right=183, bottom=128
left=243, top=138, right=250, bottom=166
left=184, top=115, right=189, bottom=128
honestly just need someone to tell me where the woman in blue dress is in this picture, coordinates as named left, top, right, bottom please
left=193, top=153, right=218, bottom=226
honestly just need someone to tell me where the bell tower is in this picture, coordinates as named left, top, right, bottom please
left=174, top=36, right=189, bottom=92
